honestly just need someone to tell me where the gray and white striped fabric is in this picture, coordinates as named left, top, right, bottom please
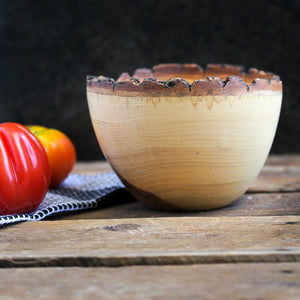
left=0, top=172, right=127, bottom=226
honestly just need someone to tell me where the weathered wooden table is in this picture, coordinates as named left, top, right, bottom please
left=0, top=155, right=299, bottom=299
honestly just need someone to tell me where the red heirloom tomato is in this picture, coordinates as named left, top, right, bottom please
left=0, top=122, right=50, bottom=215
left=26, top=126, right=76, bottom=188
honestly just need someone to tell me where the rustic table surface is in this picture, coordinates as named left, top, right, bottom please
left=0, top=155, right=299, bottom=299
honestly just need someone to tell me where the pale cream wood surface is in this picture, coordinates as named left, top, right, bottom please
left=73, top=154, right=300, bottom=174
left=66, top=155, right=300, bottom=221
left=73, top=155, right=300, bottom=193
left=0, top=263, right=299, bottom=300
left=87, top=92, right=282, bottom=210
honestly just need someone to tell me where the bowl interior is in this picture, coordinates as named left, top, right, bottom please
left=121, top=64, right=277, bottom=85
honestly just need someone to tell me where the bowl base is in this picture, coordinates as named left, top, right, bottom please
left=121, top=175, right=238, bottom=211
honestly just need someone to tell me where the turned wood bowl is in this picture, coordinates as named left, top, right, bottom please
left=86, top=63, right=282, bottom=211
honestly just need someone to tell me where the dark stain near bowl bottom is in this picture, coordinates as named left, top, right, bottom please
left=113, top=170, right=182, bottom=211
left=124, top=180, right=182, bottom=211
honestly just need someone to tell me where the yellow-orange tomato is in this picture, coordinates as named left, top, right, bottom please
left=26, top=125, right=76, bottom=188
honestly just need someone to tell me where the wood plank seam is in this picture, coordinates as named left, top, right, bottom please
left=0, top=250, right=299, bottom=268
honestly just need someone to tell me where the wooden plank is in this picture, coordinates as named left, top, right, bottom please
left=72, top=161, right=112, bottom=174
left=0, top=263, right=299, bottom=300
left=249, top=165, right=300, bottom=192
left=266, top=154, right=300, bottom=166
left=53, top=192, right=300, bottom=220
left=0, top=216, right=299, bottom=267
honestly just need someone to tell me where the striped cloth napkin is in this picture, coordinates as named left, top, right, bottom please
left=0, top=172, right=132, bottom=226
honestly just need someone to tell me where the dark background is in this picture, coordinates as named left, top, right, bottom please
left=0, top=0, right=299, bottom=160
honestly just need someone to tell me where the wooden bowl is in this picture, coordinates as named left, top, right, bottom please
left=86, top=64, right=282, bottom=211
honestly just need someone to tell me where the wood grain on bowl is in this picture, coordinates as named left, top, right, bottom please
left=86, top=64, right=282, bottom=211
